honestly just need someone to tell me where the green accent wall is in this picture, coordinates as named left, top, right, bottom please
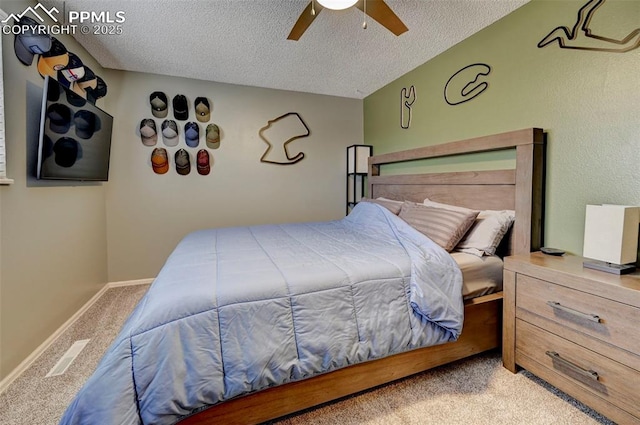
left=364, top=0, right=640, bottom=256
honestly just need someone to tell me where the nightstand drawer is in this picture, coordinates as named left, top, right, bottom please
left=516, top=274, right=640, bottom=357
left=516, top=319, right=640, bottom=418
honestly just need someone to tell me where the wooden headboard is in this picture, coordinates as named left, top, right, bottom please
left=368, top=128, right=545, bottom=256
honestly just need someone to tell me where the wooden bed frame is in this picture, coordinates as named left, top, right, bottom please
left=180, top=128, right=545, bottom=425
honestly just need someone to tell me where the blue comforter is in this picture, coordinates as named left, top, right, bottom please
left=59, top=202, right=464, bottom=425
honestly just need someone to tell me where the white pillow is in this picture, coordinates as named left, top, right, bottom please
left=423, top=198, right=514, bottom=256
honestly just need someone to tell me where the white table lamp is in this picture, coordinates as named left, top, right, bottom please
left=583, top=204, right=640, bottom=274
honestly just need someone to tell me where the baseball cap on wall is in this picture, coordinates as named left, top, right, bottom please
left=197, top=149, right=210, bottom=175
left=14, top=16, right=52, bottom=66
left=47, top=103, right=72, bottom=134
left=85, top=76, right=107, bottom=104
left=140, top=119, right=158, bottom=146
left=73, top=66, right=98, bottom=98
left=194, top=97, right=210, bottom=122
left=206, top=124, right=220, bottom=149
left=74, top=110, right=101, bottom=139
left=151, top=148, right=169, bottom=174
left=173, top=95, right=188, bottom=120
left=161, top=119, right=179, bottom=146
left=175, top=149, right=191, bottom=175
left=37, top=37, right=69, bottom=78
left=184, top=122, right=199, bottom=147
left=150, top=91, right=168, bottom=118
left=57, top=52, right=85, bottom=86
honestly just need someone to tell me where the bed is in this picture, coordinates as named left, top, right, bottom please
left=60, top=128, right=545, bottom=425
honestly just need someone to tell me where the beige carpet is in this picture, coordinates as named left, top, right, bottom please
left=272, top=352, right=613, bottom=425
left=1, top=285, right=614, bottom=425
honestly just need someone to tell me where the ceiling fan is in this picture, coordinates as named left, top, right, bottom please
left=288, top=0, right=408, bottom=41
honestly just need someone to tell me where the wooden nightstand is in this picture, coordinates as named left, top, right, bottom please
left=503, top=252, right=640, bottom=424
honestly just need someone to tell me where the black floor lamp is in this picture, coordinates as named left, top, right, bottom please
left=346, top=144, right=372, bottom=214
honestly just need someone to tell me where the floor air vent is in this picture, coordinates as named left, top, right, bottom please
left=46, top=339, right=90, bottom=377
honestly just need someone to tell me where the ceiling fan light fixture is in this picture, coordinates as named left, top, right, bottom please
left=317, top=0, right=358, bottom=10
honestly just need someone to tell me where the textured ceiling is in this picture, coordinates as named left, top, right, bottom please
left=45, top=0, right=530, bottom=99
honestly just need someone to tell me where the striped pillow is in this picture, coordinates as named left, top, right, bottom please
left=399, top=202, right=479, bottom=251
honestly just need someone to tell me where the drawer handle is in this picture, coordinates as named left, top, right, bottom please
left=546, top=301, right=601, bottom=323
left=545, top=351, right=599, bottom=381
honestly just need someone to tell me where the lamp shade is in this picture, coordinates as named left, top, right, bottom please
left=583, top=204, right=640, bottom=265
left=347, top=145, right=372, bottom=174
left=317, top=0, right=358, bottom=10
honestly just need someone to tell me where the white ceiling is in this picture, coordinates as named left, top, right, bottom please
left=45, top=0, right=530, bottom=99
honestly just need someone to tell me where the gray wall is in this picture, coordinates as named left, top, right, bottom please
left=0, top=0, right=109, bottom=378
left=104, top=71, right=363, bottom=281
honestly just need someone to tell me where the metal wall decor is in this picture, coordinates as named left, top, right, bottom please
left=537, top=0, right=640, bottom=53
left=400, top=86, right=416, bottom=129
left=444, top=63, right=492, bottom=106
left=259, top=112, right=310, bottom=165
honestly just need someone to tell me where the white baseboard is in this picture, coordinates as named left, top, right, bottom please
left=108, top=278, right=155, bottom=288
left=0, top=277, right=154, bottom=394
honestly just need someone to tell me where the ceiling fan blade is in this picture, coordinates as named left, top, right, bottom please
left=287, top=2, right=324, bottom=40
left=355, top=0, right=408, bottom=36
